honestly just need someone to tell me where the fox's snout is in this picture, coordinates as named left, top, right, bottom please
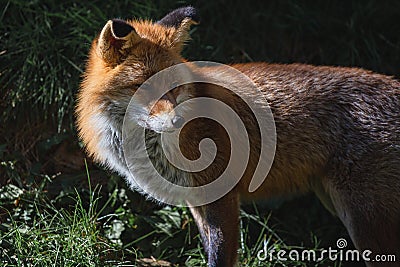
left=144, top=93, right=185, bottom=132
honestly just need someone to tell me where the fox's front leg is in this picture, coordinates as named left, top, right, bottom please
left=189, top=192, right=240, bottom=267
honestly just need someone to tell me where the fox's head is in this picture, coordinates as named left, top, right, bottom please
left=76, top=7, right=199, bottom=161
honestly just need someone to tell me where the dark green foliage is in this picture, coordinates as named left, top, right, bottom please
left=1, top=1, right=399, bottom=266
left=188, top=0, right=400, bottom=75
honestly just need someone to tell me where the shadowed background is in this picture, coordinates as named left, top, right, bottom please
left=1, top=0, right=399, bottom=266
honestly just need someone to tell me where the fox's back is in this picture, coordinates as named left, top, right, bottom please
left=233, top=62, right=399, bottom=144
left=226, top=63, right=400, bottom=198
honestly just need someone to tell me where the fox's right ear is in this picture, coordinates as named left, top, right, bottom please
left=157, top=7, right=199, bottom=53
left=157, top=6, right=199, bottom=28
left=97, top=19, right=141, bottom=66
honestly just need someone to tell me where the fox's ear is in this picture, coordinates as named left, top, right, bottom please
left=157, top=6, right=199, bottom=28
left=157, top=6, right=199, bottom=52
left=97, top=19, right=141, bottom=66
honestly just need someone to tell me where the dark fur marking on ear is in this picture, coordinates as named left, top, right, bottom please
left=111, top=19, right=135, bottom=38
left=157, top=6, right=199, bottom=28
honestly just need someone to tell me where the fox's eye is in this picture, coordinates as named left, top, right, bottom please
left=132, top=83, right=142, bottom=89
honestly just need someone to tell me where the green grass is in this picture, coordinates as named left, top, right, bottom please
left=0, top=178, right=194, bottom=266
left=1, top=0, right=399, bottom=266
left=2, top=194, right=108, bottom=266
left=0, top=172, right=351, bottom=266
left=0, top=171, right=124, bottom=266
left=0, top=179, right=346, bottom=266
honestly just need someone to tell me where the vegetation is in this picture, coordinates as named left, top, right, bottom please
left=1, top=0, right=399, bottom=266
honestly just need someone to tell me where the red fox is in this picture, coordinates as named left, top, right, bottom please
left=76, top=7, right=400, bottom=266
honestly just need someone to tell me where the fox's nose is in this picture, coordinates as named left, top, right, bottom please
left=171, top=115, right=185, bottom=128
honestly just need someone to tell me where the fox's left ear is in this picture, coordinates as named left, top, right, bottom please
left=97, top=19, right=142, bottom=66
left=157, top=6, right=199, bottom=52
